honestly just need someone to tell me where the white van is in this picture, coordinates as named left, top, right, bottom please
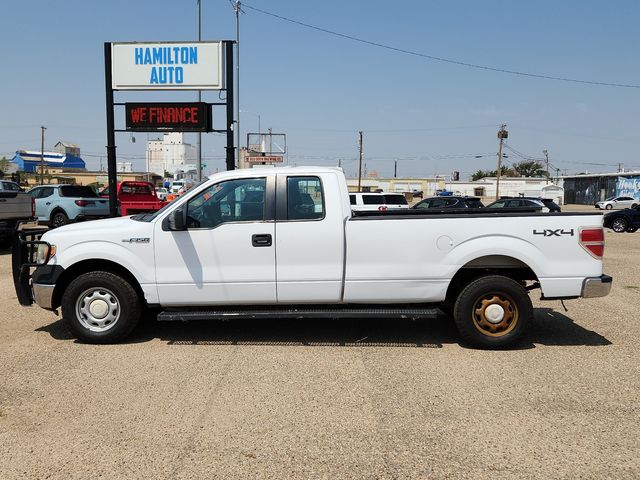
left=349, top=192, right=409, bottom=212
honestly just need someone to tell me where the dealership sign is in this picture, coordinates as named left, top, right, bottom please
left=111, top=41, right=223, bottom=90
left=125, top=102, right=211, bottom=132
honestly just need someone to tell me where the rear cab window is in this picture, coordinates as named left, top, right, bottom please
left=362, top=195, right=385, bottom=205
left=384, top=194, right=408, bottom=205
left=287, top=176, right=324, bottom=220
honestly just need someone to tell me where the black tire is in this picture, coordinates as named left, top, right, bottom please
left=627, top=227, right=638, bottom=233
left=605, top=204, right=613, bottom=210
left=632, top=204, right=638, bottom=209
left=453, top=275, right=532, bottom=349
left=611, top=218, right=628, bottom=233
left=61, top=271, right=142, bottom=344
left=51, top=210, right=69, bottom=228
left=0, top=236, right=12, bottom=250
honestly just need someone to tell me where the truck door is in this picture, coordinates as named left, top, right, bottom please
left=154, top=176, right=276, bottom=306
left=275, top=173, right=344, bottom=303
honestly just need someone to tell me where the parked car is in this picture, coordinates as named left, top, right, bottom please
left=413, top=196, right=484, bottom=210
left=156, top=187, right=169, bottom=201
left=1, top=180, right=23, bottom=192
left=350, top=192, right=409, bottom=211
left=595, top=196, right=638, bottom=210
left=603, top=205, right=640, bottom=233
left=14, top=167, right=611, bottom=349
left=28, top=184, right=109, bottom=228
left=494, top=196, right=561, bottom=213
left=485, top=198, right=547, bottom=212
left=0, top=181, right=34, bottom=248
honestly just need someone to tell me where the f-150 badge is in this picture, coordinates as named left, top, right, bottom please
left=122, top=237, right=150, bottom=243
left=533, top=229, right=574, bottom=237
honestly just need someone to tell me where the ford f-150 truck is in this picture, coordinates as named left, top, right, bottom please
left=13, top=167, right=611, bottom=348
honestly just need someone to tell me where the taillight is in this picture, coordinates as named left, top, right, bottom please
left=75, top=200, right=95, bottom=207
left=31, top=196, right=35, bottom=218
left=580, top=227, right=605, bottom=258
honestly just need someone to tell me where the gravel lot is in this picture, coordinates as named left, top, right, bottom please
left=0, top=206, right=638, bottom=479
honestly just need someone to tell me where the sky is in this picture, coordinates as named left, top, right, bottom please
left=0, top=0, right=639, bottom=179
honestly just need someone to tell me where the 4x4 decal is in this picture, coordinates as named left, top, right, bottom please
left=533, top=229, right=574, bottom=237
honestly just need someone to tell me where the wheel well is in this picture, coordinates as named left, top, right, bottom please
left=50, top=207, right=66, bottom=219
left=445, top=255, right=538, bottom=306
left=51, top=259, right=145, bottom=310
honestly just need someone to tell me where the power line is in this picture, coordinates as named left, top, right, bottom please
left=242, top=3, right=640, bottom=89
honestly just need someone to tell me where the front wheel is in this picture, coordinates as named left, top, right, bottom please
left=61, top=271, right=142, bottom=343
left=627, top=226, right=638, bottom=233
left=611, top=218, right=628, bottom=233
left=453, top=275, right=532, bottom=349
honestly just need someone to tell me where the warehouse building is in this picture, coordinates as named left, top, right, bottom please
left=10, top=150, right=86, bottom=173
left=558, top=171, right=640, bottom=205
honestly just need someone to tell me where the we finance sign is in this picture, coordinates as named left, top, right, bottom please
left=111, top=42, right=223, bottom=90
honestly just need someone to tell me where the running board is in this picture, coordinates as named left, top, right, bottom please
left=157, top=306, right=441, bottom=322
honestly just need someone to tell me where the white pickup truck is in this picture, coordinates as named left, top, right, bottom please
left=13, top=167, right=611, bottom=348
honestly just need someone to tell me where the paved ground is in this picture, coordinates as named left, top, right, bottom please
left=0, top=206, right=638, bottom=479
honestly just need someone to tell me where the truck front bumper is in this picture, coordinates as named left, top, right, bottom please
left=33, top=283, right=55, bottom=309
left=581, top=274, right=613, bottom=298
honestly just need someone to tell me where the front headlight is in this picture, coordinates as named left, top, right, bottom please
left=36, top=243, right=56, bottom=264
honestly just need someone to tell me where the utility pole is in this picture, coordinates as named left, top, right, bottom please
left=495, top=124, right=508, bottom=200
left=357, top=131, right=363, bottom=192
left=196, top=0, right=202, bottom=180
left=543, top=149, right=549, bottom=184
left=394, top=160, right=397, bottom=178
left=235, top=0, right=241, bottom=167
left=40, top=126, right=46, bottom=185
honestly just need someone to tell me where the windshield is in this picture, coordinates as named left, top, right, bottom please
left=132, top=178, right=209, bottom=222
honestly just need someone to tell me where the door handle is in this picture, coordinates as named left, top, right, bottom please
left=46, top=202, right=51, bottom=205
left=252, top=234, right=272, bottom=247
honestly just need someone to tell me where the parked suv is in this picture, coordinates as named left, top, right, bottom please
left=350, top=192, right=409, bottom=211
left=412, top=196, right=484, bottom=210
left=603, top=205, right=640, bottom=233
left=29, top=184, right=110, bottom=227
left=595, top=196, right=638, bottom=210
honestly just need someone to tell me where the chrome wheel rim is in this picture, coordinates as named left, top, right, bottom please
left=472, top=293, right=518, bottom=337
left=612, top=219, right=627, bottom=232
left=76, top=287, right=120, bottom=332
left=53, top=214, right=66, bottom=227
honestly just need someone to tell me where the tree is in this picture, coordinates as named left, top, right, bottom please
left=0, top=156, right=8, bottom=173
left=512, top=160, right=545, bottom=178
left=471, top=166, right=516, bottom=181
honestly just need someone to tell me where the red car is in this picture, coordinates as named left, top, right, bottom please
left=101, top=181, right=167, bottom=216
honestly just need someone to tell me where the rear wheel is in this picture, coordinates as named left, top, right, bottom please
left=632, top=204, right=638, bottom=209
left=611, top=218, right=628, bottom=233
left=51, top=211, right=69, bottom=228
left=605, top=204, right=613, bottom=210
left=61, top=271, right=142, bottom=343
left=453, top=275, right=532, bottom=349
left=627, top=226, right=638, bottom=233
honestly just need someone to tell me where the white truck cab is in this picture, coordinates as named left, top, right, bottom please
left=14, top=167, right=611, bottom=348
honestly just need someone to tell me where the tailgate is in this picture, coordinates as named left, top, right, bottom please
left=0, top=192, right=32, bottom=220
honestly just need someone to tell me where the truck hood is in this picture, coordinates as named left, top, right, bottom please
left=41, top=216, right=153, bottom=247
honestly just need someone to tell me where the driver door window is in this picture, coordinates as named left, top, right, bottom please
left=186, top=178, right=266, bottom=229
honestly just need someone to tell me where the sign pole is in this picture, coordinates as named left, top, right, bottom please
left=104, top=42, right=118, bottom=217
left=225, top=41, right=236, bottom=171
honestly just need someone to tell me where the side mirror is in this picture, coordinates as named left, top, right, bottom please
left=165, top=207, right=186, bottom=231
